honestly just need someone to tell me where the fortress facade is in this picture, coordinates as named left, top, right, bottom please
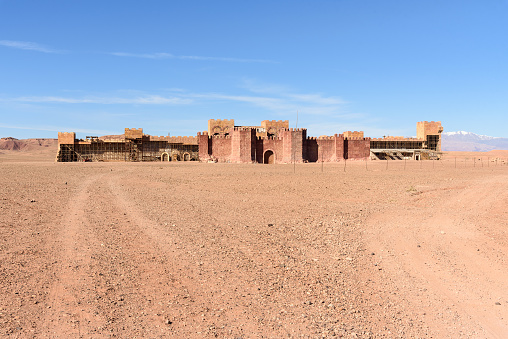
left=56, top=119, right=442, bottom=163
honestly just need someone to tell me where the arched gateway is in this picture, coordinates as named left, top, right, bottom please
left=263, top=150, right=275, bottom=164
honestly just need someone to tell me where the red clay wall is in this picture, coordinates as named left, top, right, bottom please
left=345, top=138, right=370, bottom=159
left=316, top=138, right=336, bottom=162
left=305, top=138, right=319, bottom=162
left=230, top=128, right=255, bottom=163
left=258, top=137, right=284, bottom=163
left=198, top=133, right=211, bottom=160
left=211, top=136, right=232, bottom=162
left=281, top=129, right=305, bottom=163
left=335, top=135, right=345, bottom=160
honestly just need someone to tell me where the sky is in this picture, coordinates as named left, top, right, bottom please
left=1, top=0, right=507, bottom=139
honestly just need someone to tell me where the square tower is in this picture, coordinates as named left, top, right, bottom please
left=416, top=121, right=443, bottom=151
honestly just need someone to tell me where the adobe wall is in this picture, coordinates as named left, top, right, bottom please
left=230, top=128, right=256, bottom=163
left=209, top=136, right=232, bottom=162
left=416, top=121, right=443, bottom=139
left=343, top=131, right=364, bottom=139
left=257, top=137, right=284, bottom=163
left=315, top=138, right=335, bottom=162
left=305, top=138, right=319, bottom=162
left=335, top=135, right=345, bottom=160
left=58, top=132, right=76, bottom=145
left=417, top=121, right=443, bottom=152
left=149, top=135, right=198, bottom=144
left=314, top=134, right=344, bottom=162
left=281, top=129, right=306, bottom=163
left=197, top=132, right=211, bottom=160
left=260, top=120, right=289, bottom=138
left=125, top=128, right=143, bottom=139
left=208, top=119, right=234, bottom=135
left=345, top=138, right=371, bottom=159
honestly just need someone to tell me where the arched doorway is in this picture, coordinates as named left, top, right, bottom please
left=183, top=152, right=190, bottom=161
left=161, top=152, right=169, bottom=161
left=264, top=150, right=275, bottom=164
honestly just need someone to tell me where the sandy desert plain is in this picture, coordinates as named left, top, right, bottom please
left=0, top=144, right=507, bottom=338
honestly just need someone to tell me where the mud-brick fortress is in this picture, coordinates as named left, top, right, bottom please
left=56, top=119, right=442, bottom=163
left=198, top=119, right=370, bottom=164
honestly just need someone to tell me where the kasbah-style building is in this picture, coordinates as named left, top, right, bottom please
left=56, top=119, right=443, bottom=163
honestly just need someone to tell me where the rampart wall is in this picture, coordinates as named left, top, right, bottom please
left=149, top=135, right=198, bottom=144
left=417, top=121, right=443, bottom=139
left=258, top=136, right=284, bottom=163
left=58, top=132, right=76, bottom=145
left=344, top=131, right=364, bottom=139
left=345, top=138, right=371, bottom=159
left=208, top=119, right=235, bottom=135
left=125, top=128, right=143, bottom=139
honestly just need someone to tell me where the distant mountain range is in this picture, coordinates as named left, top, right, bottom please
left=442, top=131, right=508, bottom=152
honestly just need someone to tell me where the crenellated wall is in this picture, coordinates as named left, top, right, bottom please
left=125, top=128, right=143, bottom=139
left=58, top=132, right=76, bottom=145
left=230, top=128, right=256, bottom=163
left=208, top=119, right=235, bottom=136
left=58, top=120, right=438, bottom=163
left=345, top=137, right=371, bottom=160
left=149, top=135, right=198, bottom=144
left=260, top=120, right=289, bottom=138
left=258, top=136, right=284, bottom=163
left=343, top=131, right=364, bottom=139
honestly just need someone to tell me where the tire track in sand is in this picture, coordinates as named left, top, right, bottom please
left=42, top=174, right=105, bottom=337
left=105, top=176, right=270, bottom=337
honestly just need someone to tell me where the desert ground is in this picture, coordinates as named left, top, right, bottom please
left=1, top=145, right=507, bottom=338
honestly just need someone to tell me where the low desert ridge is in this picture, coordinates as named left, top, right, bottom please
left=0, top=151, right=507, bottom=337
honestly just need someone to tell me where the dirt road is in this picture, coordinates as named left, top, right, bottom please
left=1, top=157, right=507, bottom=337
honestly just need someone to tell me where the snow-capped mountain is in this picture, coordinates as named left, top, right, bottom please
left=442, top=131, right=508, bottom=151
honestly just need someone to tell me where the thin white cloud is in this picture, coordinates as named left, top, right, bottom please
left=238, top=79, right=347, bottom=109
left=188, top=91, right=346, bottom=116
left=110, top=52, right=276, bottom=63
left=1, top=95, right=191, bottom=105
left=0, top=40, right=59, bottom=53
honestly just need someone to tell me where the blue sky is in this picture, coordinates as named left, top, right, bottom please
left=1, top=0, right=507, bottom=139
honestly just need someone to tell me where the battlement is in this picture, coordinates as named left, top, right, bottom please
left=208, top=119, right=235, bottom=135
left=343, top=131, right=364, bottom=139
left=316, top=135, right=335, bottom=140
left=258, top=135, right=283, bottom=141
left=346, top=136, right=370, bottom=141
left=283, top=128, right=307, bottom=132
left=209, top=119, right=234, bottom=123
left=149, top=135, right=198, bottom=144
left=125, top=128, right=144, bottom=139
left=209, top=134, right=232, bottom=140
left=233, top=126, right=256, bottom=132
left=58, top=132, right=76, bottom=145
left=261, top=120, right=289, bottom=125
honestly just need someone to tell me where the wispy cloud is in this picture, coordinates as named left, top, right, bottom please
left=110, top=52, right=276, bottom=63
left=0, top=40, right=60, bottom=53
left=189, top=91, right=346, bottom=116
left=1, top=95, right=191, bottom=105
